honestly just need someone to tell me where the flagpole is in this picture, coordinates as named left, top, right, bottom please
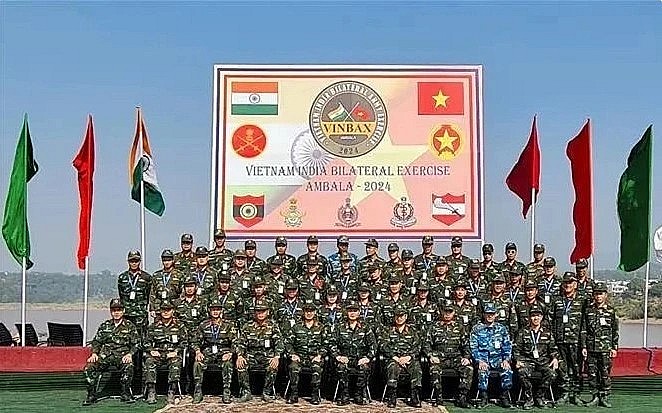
left=589, top=256, right=594, bottom=280
left=530, top=187, right=536, bottom=262
left=82, top=256, right=89, bottom=345
left=643, top=261, right=651, bottom=347
left=137, top=107, right=146, bottom=263
left=643, top=126, right=654, bottom=348
left=21, top=257, right=26, bottom=347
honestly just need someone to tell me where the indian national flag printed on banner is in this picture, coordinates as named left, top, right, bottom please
left=128, top=109, right=165, bottom=216
left=231, top=82, right=278, bottom=115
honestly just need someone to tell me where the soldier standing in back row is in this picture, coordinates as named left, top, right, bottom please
left=117, top=250, right=151, bottom=339
left=174, top=233, right=196, bottom=273
left=267, top=236, right=297, bottom=279
left=149, top=249, right=182, bottom=317
left=575, top=259, right=595, bottom=301
left=526, top=244, right=546, bottom=281
left=582, top=283, right=619, bottom=408
left=357, top=238, right=385, bottom=280
left=296, top=235, right=328, bottom=280
left=414, top=235, right=439, bottom=277
left=445, top=236, right=471, bottom=277
left=208, top=229, right=234, bottom=277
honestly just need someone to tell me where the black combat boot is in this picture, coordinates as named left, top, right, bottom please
left=533, top=389, right=547, bottom=408
left=387, top=387, right=397, bottom=408
left=522, top=389, right=534, bottom=410
left=192, top=383, right=203, bottom=404
left=500, top=390, right=511, bottom=408
left=145, top=383, right=157, bottom=404
left=337, top=381, right=350, bottom=405
left=476, top=390, right=488, bottom=409
left=167, top=382, right=178, bottom=404
left=82, top=387, right=97, bottom=406
left=599, top=393, right=612, bottom=408
left=222, top=387, right=232, bottom=404
left=237, top=385, right=252, bottom=402
left=120, top=382, right=134, bottom=404
left=311, top=387, right=321, bottom=405
left=287, top=389, right=298, bottom=404
left=410, top=386, right=422, bottom=408
left=456, top=391, right=469, bottom=408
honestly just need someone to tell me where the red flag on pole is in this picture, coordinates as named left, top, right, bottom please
left=73, top=115, right=95, bottom=270
left=506, top=116, right=541, bottom=218
left=566, top=120, right=593, bottom=264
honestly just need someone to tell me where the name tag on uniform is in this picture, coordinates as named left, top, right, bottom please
left=444, top=289, right=450, bottom=298
left=315, top=292, right=320, bottom=300
left=342, top=291, right=348, bottom=300
left=376, top=293, right=382, bottom=300
left=197, top=288, right=202, bottom=296
left=458, top=267, right=464, bottom=274
left=462, top=315, right=469, bottom=323
left=191, top=309, right=197, bottom=317
left=161, top=291, right=167, bottom=299
left=600, top=317, right=607, bottom=326
left=495, top=341, right=501, bottom=349
left=129, top=291, right=136, bottom=300
left=562, top=314, right=569, bottom=323
left=212, top=345, right=218, bottom=354
left=410, top=286, right=416, bottom=294
left=242, top=281, right=248, bottom=289
left=290, top=319, right=295, bottom=327
left=544, top=295, right=550, bottom=304
left=222, top=263, right=228, bottom=270
left=533, top=349, right=540, bottom=359
left=171, top=335, right=178, bottom=343
left=471, top=298, right=478, bottom=305
left=278, top=286, right=284, bottom=294
left=499, top=309, right=506, bottom=318
left=426, top=314, right=432, bottom=322
left=421, top=274, right=427, bottom=280
left=264, top=339, right=271, bottom=348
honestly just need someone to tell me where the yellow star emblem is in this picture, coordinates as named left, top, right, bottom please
left=432, top=90, right=450, bottom=108
left=435, top=130, right=457, bottom=154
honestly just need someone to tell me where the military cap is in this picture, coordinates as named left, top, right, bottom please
left=365, top=238, right=379, bottom=248
left=339, top=254, right=353, bottom=262
left=358, top=282, right=371, bottom=292
left=345, top=300, right=360, bottom=310
left=509, top=267, right=524, bottom=276
left=454, top=278, right=469, bottom=288
left=505, top=242, right=517, bottom=251
left=195, top=246, right=209, bottom=256
left=575, top=258, right=589, bottom=269
left=483, top=303, right=497, bottom=313
left=326, top=284, right=339, bottom=295
left=387, top=242, right=400, bottom=252
left=244, top=239, right=256, bottom=248
left=127, top=250, right=141, bottom=260
left=234, top=249, right=247, bottom=258
left=534, top=243, right=545, bottom=253
left=441, top=304, right=456, bottom=312
left=214, top=228, right=226, bottom=238
left=337, top=235, right=350, bottom=244
left=562, top=271, right=578, bottom=283
left=482, top=243, right=494, bottom=253
left=303, top=301, right=317, bottom=311
left=160, top=300, right=175, bottom=310
left=109, top=298, right=123, bottom=309
left=161, top=249, right=174, bottom=259
left=388, top=276, right=402, bottom=284
left=307, top=235, right=319, bottom=243
left=184, top=275, right=198, bottom=284
left=394, top=306, right=409, bottom=316
left=469, top=259, right=481, bottom=269
left=218, top=273, right=231, bottom=282
left=181, top=233, right=193, bottom=243
left=593, top=283, right=608, bottom=293
left=543, top=257, right=556, bottom=267
left=492, top=274, right=506, bottom=284
left=285, top=278, right=299, bottom=290
left=252, top=276, right=265, bottom=286
left=208, top=297, right=223, bottom=308
left=417, top=280, right=430, bottom=291
left=451, top=236, right=463, bottom=246
left=367, top=262, right=381, bottom=272
left=422, top=235, right=434, bottom=245
left=524, top=279, right=538, bottom=289
left=254, top=301, right=270, bottom=311
left=270, top=256, right=284, bottom=266
left=275, top=236, right=287, bottom=246
left=529, top=304, right=544, bottom=315
left=401, top=249, right=414, bottom=260
left=306, top=256, right=319, bottom=266
left=435, top=256, right=448, bottom=266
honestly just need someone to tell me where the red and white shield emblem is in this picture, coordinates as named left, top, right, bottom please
left=432, top=193, right=466, bottom=226
left=233, top=195, right=264, bottom=228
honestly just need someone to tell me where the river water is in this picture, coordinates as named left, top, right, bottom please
left=1, top=307, right=660, bottom=347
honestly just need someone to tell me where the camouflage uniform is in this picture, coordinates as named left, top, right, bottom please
left=84, top=299, right=138, bottom=404
left=174, top=288, right=207, bottom=334
left=149, top=252, right=182, bottom=313
left=514, top=281, right=548, bottom=332
left=445, top=236, right=471, bottom=277
left=174, top=234, right=196, bottom=273
left=413, top=239, right=439, bottom=277
left=538, top=257, right=562, bottom=304
left=208, top=229, right=233, bottom=276
left=378, top=281, right=410, bottom=327
left=296, top=252, right=328, bottom=280
left=117, top=253, right=151, bottom=339
left=210, top=282, right=245, bottom=327
left=190, top=265, right=218, bottom=302
left=469, top=306, right=513, bottom=396
left=267, top=254, right=297, bottom=279
left=330, top=264, right=360, bottom=302
left=275, top=280, right=305, bottom=334
left=452, top=280, right=480, bottom=329
left=428, top=258, right=455, bottom=305
left=466, top=261, right=488, bottom=304
left=357, top=283, right=382, bottom=331
left=526, top=243, right=547, bottom=281
left=245, top=240, right=268, bottom=276
left=408, top=281, right=439, bottom=336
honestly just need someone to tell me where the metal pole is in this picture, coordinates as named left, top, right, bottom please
left=530, top=187, right=536, bottom=262
left=21, top=256, right=26, bottom=347
left=643, top=261, right=651, bottom=348
left=137, top=107, right=146, bottom=264
left=82, top=256, right=89, bottom=345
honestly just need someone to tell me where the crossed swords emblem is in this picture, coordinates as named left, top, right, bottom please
left=236, top=128, right=265, bottom=154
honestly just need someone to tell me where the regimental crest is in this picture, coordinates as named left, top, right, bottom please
left=335, top=198, right=360, bottom=228
left=232, top=125, right=267, bottom=158
left=429, top=124, right=463, bottom=161
left=233, top=195, right=265, bottom=228
left=309, top=80, right=388, bottom=158
left=432, top=193, right=466, bottom=226
left=280, top=198, right=305, bottom=227
left=390, top=196, right=417, bottom=228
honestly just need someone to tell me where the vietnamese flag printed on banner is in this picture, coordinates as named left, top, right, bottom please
left=417, top=82, right=464, bottom=115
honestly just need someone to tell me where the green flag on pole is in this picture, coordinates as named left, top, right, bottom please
left=2, top=115, right=39, bottom=269
left=617, top=125, right=653, bottom=272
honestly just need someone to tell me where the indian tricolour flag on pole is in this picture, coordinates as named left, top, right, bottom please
left=231, top=82, right=278, bottom=115
left=129, top=108, right=165, bottom=216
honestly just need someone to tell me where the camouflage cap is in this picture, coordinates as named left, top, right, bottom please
left=218, top=273, right=231, bottom=282
left=387, top=242, right=400, bottom=252
left=529, top=304, right=544, bottom=315
left=208, top=297, right=223, bottom=309
left=441, top=304, right=456, bottom=312
left=252, top=276, right=265, bottom=286
left=543, top=257, right=556, bottom=267
left=534, top=243, right=545, bottom=253
left=524, top=279, right=538, bottom=289
left=482, top=243, right=494, bottom=253
left=160, top=300, right=175, bottom=310
left=358, top=282, right=371, bottom=292
left=275, top=236, right=287, bottom=246
left=337, top=235, right=350, bottom=244
left=307, top=235, right=319, bottom=243
left=244, top=239, right=256, bottom=248
left=364, top=238, right=379, bottom=248
left=505, top=242, right=517, bottom=251
left=234, top=249, right=247, bottom=258
left=417, top=280, right=430, bottom=291
left=184, top=275, right=198, bottom=285
left=593, top=283, right=608, bottom=293
left=367, top=262, right=381, bottom=272
left=483, top=303, right=497, bottom=313
left=345, top=300, right=360, bottom=310
left=575, top=258, right=589, bottom=269
left=326, top=284, right=339, bottom=295
left=127, top=250, right=141, bottom=260
left=509, top=267, right=524, bottom=276
left=302, top=301, right=317, bottom=311
left=401, top=249, right=414, bottom=260
left=285, top=278, right=299, bottom=290
left=422, top=235, right=434, bottom=245
left=388, top=276, right=402, bottom=284
left=181, top=233, right=193, bottom=243
left=270, top=256, right=284, bottom=266
left=109, top=298, right=123, bottom=309
left=454, top=278, right=469, bottom=288
left=451, top=236, right=463, bottom=246
left=492, top=274, right=506, bottom=284
left=469, top=259, right=481, bottom=269
left=214, top=228, right=226, bottom=238
left=394, top=305, right=409, bottom=316
left=339, top=253, right=353, bottom=262
left=562, top=271, right=578, bottom=283
left=254, top=301, right=270, bottom=311
left=161, top=249, right=174, bottom=259
left=195, top=246, right=209, bottom=256
left=435, top=256, right=448, bottom=266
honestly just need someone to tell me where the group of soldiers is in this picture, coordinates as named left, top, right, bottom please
left=83, top=231, right=619, bottom=409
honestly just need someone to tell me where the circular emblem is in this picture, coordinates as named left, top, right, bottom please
left=239, top=203, right=258, bottom=220
left=248, top=93, right=261, bottom=104
left=232, top=124, right=267, bottom=158
left=429, top=124, right=463, bottom=161
left=309, top=81, right=387, bottom=158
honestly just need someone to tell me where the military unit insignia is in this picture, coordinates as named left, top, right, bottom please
left=232, top=194, right=265, bottom=228
left=432, top=193, right=466, bottom=226
left=232, top=124, right=267, bottom=158
left=429, top=124, right=463, bottom=161
left=390, top=196, right=417, bottom=228
left=280, top=198, right=305, bottom=227
left=309, top=80, right=388, bottom=159
left=335, top=198, right=360, bottom=228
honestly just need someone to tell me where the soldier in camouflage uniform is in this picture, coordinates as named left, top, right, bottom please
left=498, top=242, right=527, bottom=278
left=357, top=238, right=385, bottom=280
left=470, top=303, right=513, bottom=408
left=173, top=233, right=196, bottom=273
left=191, top=298, right=237, bottom=404
left=263, top=256, right=288, bottom=302
left=452, top=279, right=480, bottom=329
left=382, top=242, right=403, bottom=280
left=150, top=249, right=182, bottom=317
left=526, top=244, right=546, bottom=281
left=83, top=299, right=138, bottom=406
left=429, top=257, right=454, bottom=306
left=276, top=278, right=305, bottom=334
left=506, top=267, right=526, bottom=305
left=117, top=250, right=151, bottom=340
left=357, top=282, right=381, bottom=331
left=236, top=302, right=284, bottom=402
left=409, top=280, right=439, bottom=336
left=296, top=235, right=328, bottom=280
left=481, top=274, right=517, bottom=333
left=550, top=271, right=584, bottom=405
left=174, top=276, right=207, bottom=334
left=381, top=306, right=423, bottom=408
left=575, top=259, right=595, bottom=301
left=581, top=283, right=619, bottom=408
left=330, top=253, right=360, bottom=301
left=190, top=246, right=218, bottom=301
left=299, top=257, right=328, bottom=306
left=425, top=305, right=473, bottom=407
left=320, top=285, right=343, bottom=333
left=538, top=257, right=562, bottom=305
left=144, top=301, right=187, bottom=404
left=212, top=273, right=244, bottom=327
left=285, top=302, right=326, bottom=404
left=480, top=243, right=500, bottom=279
left=244, top=239, right=268, bottom=276
left=513, top=305, right=559, bottom=409
left=243, top=277, right=277, bottom=322
left=229, top=249, right=254, bottom=300
left=445, top=236, right=471, bottom=277
left=366, top=263, right=389, bottom=301
left=331, top=300, right=376, bottom=406
left=266, top=236, right=298, bottom=279
left=379, top=277, right=410, bottom=327
left=466, top=259, right=488, bottom=304
left=328, top=235, right=358, bottom=275
left=413, top=235, right=439, bottom=277
left=397, top=249, right=426, bottom=297
left=514, top=279, right=548, bottom=332
left=208, top=229, right=233, bottom=277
